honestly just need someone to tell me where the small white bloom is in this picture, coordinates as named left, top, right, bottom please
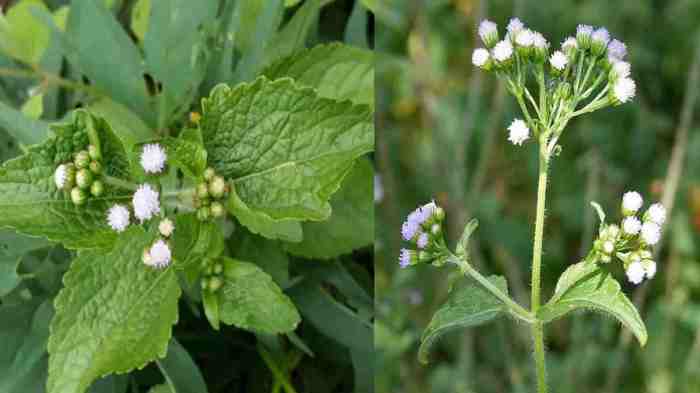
left=159, top=218, right=175, bottom=237
left=612, top=61, right=631, bottom=79
left=515, top=29, right=534, bottom=47
left=140, top=143, right=167, bottom=174
left=613, top=77, right=636, bottom=103
left=478, top=20, right=498, bottom=46
left=54, top=164, right=67, bottom=189
left=607, top=39, right=627, bottom=60
left=507, top=119, right=530, bottom=146
left=549, top=51, right=568, bottom=70
left=533, top=32, right=548, bottom=50
left=472, top=48, right=490, bottom=67
left=107, top=204, right=130, bottom=232
left=506, top=17, right=524, bottom=37
left=132, top=183, right=161, bottom=222
left=622, top=216, right=642, bottom=235
left=641, top=222, right=661, bottom=245
left=603, top=240, right=615, bottom=254
left=622, top=191, right=643, bottom=213
left=626, top=261, right=645, bottom=285
left=147, top=239, right=171, bottom=268
left=562, top=36, right=577, bottom=51
left=577, top=24, right=593, bottom=37
left=646, top=203, right=666, bottom=225
left=644, top=260, right=657, bottom=279
left=493, top=40, right=513, bottom=62
left=592, top=27, right=610, bottom=45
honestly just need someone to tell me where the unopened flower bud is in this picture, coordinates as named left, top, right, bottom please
left=213, top=263, right=223, bottom=274
left=210, top=201, right=225, bottom=218
left=89, top=161, right=102, bottom=174
left=478, top=20, right=499, bottom=48
left=576, top=24, right=593, bottom=49
left=203, top=167, right=216, bottom=181
left=88, top=144, right=101, bottom=160
left=208, top=276, right=223, bottom=291
left=90, top=180, right=104, bottom=197
left=196, top=182, right=209, bottom=198
left=197, top=206, right=211, bottom=221
left=418, top=250, right=431, bottom=263
left=431, top=223, right=441, bottom=236
left=76, top=168, right=93, bottom=189
left=74, top=150, right=90, bottom=169
left=158, top=218, right=175, bottom=237
left=434, top=207, right=445, bottom=221
left=209, top=176, right=226, bottom=199
left=603, top=240, right=615, bottom=254
left=71, top=187, right=86, bottom=205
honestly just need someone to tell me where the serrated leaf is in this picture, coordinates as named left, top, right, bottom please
left=201, top=77, right=374, bottom=225
left=47, top=227, right=182, bottom=393
left=156, top=339, right=208, bottom=393
left=262, top=43, right=374, bottom=107
left=0, top=110, right=130, bottom=249
left=455, top=219, right=479, bottom=258
left=161, top=134, right=207, bottom=179
left=538, top=261, right=647, bottom=346
left=590, top=201, right=606, bottom=223
left=418, top=275, right=509, bottom=364
left=217, top=257, right=300, bottom=334
left=284, top=158, right=373, bottom=259
left=0, top=0, right=51, bottom=65
left=226, top=186, right=302, bottom=242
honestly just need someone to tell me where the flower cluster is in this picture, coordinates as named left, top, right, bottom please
left=398, top=201, right=446, bottom=268
left=200, top=259, right=224, bottom=293
left=140, top=143, right=167, bottom=174
left=472, top=18, right=636, bottom=147
left=141, top=218, right=175, bottom=269
left=54, top=144, right=105, bottom=205
left=591, top=191, right=665, bottom=285
left=194, top=167, right=230, bottom=221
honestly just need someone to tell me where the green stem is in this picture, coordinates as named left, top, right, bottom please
left=257, top=345, right=298, bottom=393
left=103, top=175, right=138, bottom=191
left=515, top=93, right=537, bottom=132
left=448, top=254, right=535, bottom=323
left=531, top=136, right=551, bottom=393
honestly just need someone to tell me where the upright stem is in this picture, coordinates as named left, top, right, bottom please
left=531, top=138, right=550, bottom=393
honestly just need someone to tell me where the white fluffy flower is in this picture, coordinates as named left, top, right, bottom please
left=622, top=191, right=643, bottom=213
left=592, top=28, right=610, bottom=45
left=507, top=119, right=530, bottom=146
left=533, top=32, right=548, bottom=49
left=159, top=218, right=175, bottom=237
left=562, top=36, right=577, bottom=51
left=493, top=40, right=513, bottom=62
left=602, top=240, right=615, bottom=254
left=54, top=164, right=67, bottom=189
left=646, top=203, right=666, bottom=225
left=626, top=261, right=645, bottom=285
left=641, top=222, right=661, bottom=245
left=515, top=29, right=534, bottom=47
left=613, top=77, right=636, bottom=103
left=107, top=204, right=130, bottom=232
left=622, top=216, right=642, bottom=235
left=132, top=183, right=161, bottom=222
left=140, top=143, right=167, bottom=174
left=644, top=260, right=657, bottom=279
left=478, top=20, right=498, bottom=46
left=146, top=239, right=171, bottom=268
left=549, top=51, right=568, bottom=70
left=612, top=61, right=631, bottom=79
left=472, top=48, right=490, bottom=67
left=506, top=17, right=524, bottom=37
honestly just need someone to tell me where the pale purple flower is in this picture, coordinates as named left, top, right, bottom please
left=399, top=249, right=412, bottom=268
left=417, top=232, right=429, bottom=249
left=607, top=39, right=627, bottom=60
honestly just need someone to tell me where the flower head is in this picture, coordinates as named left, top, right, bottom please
left=107, top=204, right=130, bottom=232
left=613, top=77, right=636, bottom=104
left=644, top=260, right=657, bottom=279
left=478, top=19, right=499, bottom=47
left=399, top=248, right=414, bottom=268
left=515, top=29, right=534, bottom=47
left=576, top=24, right=594, bottom=47
left=132, top=183, right=161, bottom=222
left=55, top=164, right=68, bottom=189
left=622, top=191, right=643, bottom=214
left=532, top=32, right=548, bottom=50
left=549, top=51, right=568, bottom=71
left=140, top=143, right=167, bottom=174
left=591, top=28, right=610, bottom=46
left=645, top=203, right=666, bottom=225
left=626, top=261, right=645, bottom=285
left=417, top=232, right=429, bottom=249
left=611, top=61, right=631, bottom=79
left=401, top=220, right=419, bottom=241
left=506, top=17, right=524, bottom=38
left=641, top=221, right=661, bottom=245
left=159, top=218, right=175, bottom=237
left=493, top=40, right=513, bottom=62
left=472, top=48, right=490, bottom=68
left=147, top=239, right=171, bottom=268
left=562, top=36, right=577, bottom=51
left=607, top=39, right=627, bottom=61
left=622, top=216, right=642, bottom=235
left=507, top=119, right=530, bottom=146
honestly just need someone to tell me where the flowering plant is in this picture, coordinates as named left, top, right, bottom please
left=403, top=17, right=657, bottom=393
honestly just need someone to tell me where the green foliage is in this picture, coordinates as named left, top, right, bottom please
left=0, top=0, right=51, bottom=65
left=156, top=339, right=209, bottom=393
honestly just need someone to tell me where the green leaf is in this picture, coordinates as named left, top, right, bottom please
left=47, top=227, right=182, bottom=393
left=226, top=187, right=302, bottom=242
left=455, top=218, right=479, bottom=258
left=538, top=261, right=647, bottom=346
left=0, top=110, right=130, bottom=249
left=156, top=339, right=208, bottom=393
left=149, top=385, right=172, bottom=393
left=171, top=213, right=224, bottom=285
left=161, top=133, right=207, bottom=179
left=218, top=257, right=300, bottom=334
left=130, top=0, right=150, bottom=42
left=201, top=77, right=374, bottom=224
left=21, top=93, right=44, bottom=119
left=261, top=43, right=374, bottom=107
left=88, top=98, right=154, bottom=143
left=0, top=100, right=49, bottom=146
left=202, top=288, right=220, bottom=330
left=590, top=201, right=606, bottom=223
left=418, top=275, right=509, bottom=364
left=284, top=158, right=374, bottom=259
left=360, top=0, right=376, bottom=12
left=0, top=0, right=51, bottom=65
left=233, top=230, right=290, bottom=286
left=230, top=0, right=284, bottom=83
left=0, top=230, right=51, bottom=296
left=264, top=0, right=321, bottom=65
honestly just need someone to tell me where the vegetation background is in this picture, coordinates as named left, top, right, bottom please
left=375, top=0, right=700, bottom=392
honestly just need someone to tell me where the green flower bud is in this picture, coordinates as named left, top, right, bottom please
left=210, top=201, right=225, bottom=218
left=90, top=180, right=104, bottom=197
left=64, top=163, right=76, bottom=188
left=196, top=182, right=209, bottom=198
left=76, top=168, right=93, bottom=189
left=213, top=263, right=223, bottom=274
left=74, top=150, right=90, bottom=169
left=71, top=187, right=87, bottom=205
left=89, top=161, right=102, bottom=174
left=197, top=206, right=211, bottom=221
left=205, top=265, right=213, bottom=275
left=200, top=277, right=210, bottom=290
left=434, top=207, right=445, bottom=221
left=208, top=276, right=223, bottom=292
left=203, top=167, right=216, bottom=181
left=208, top=176, right=226, bottom=199
left=88, top=144, right=101, bottom=160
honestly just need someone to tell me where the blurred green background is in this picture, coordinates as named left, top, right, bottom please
left=375, top=1, right=700, bottom=392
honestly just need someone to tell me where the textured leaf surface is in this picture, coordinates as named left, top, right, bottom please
left=171, top=213, right=224, bottom=285
left=218, top=257, right=300, bottom=334
left=233, top=230, right=290, bottom=286
left=262, top=43, right=374, bottom=107
left=161, top=133, right=207, bottom=179
left=47, top=227, right=181, bottom=393
left=538, top=261, right=647, bottom=346
left=0, top=111, right=130, bottom=249
left=419, top=275, right=509, bottom=364
left=201, top=77, right=374, bottom=224
left=285, top=158, right=373, bottom=259
left=226, top=188, right=302, bottom=242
